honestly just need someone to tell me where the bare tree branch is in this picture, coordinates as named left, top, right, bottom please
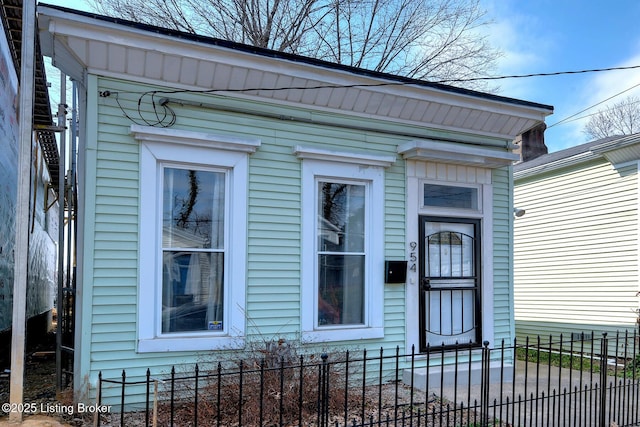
left=87, top=0, right=500, bottom=90
left=583, top=96, right=640, bottom=140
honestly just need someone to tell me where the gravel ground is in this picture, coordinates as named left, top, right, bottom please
left=0, top=334, right=79, bottom=426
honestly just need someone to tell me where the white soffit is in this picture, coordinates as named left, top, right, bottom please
left=398, top=139, right=519, bottom=168
left=38, top=6, right=552, bottom=140
left=591, top=134, right=640, bottom=165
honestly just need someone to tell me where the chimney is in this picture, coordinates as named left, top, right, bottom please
left=517, top=123, right=548, bottom=162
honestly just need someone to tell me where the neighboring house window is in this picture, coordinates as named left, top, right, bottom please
left=296, top=146, right=395, bottom=342
left=133, top=125, right=260, bottom=352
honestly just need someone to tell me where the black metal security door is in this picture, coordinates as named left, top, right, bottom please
left=419, top=216, right=481, bottom=352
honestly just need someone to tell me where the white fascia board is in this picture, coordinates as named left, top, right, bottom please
left=398, top=139, right=519, bottom=168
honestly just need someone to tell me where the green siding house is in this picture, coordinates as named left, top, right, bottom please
left=514, top=134, right=640, bottom=343
left=38, top=5, right=552, bottom=403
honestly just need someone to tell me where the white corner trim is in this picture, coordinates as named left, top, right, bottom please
left=398, top=139, right=518, bottom=168
left=130, top=124, right=261, bottom=153
left=293, top=145, right=396, bottom=167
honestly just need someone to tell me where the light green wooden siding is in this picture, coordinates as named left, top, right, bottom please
left=492, top=167, right=515, bottom=345
left=82, top=76, right=517, bottom=405
left=514, top=159, right=638, bottom=341
left=85, top=77, right=412, bottom=400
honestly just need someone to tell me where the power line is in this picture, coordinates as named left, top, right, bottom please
left=435, top=64, right=640, bottom=83
left=99, top=63, right=640, bottom=127
left=548, top=81, right=640, bottom=129
left=103, top=64, right=640, bottom=98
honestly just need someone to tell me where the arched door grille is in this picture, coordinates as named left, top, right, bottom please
left=419, top=217, right=481, bottom=351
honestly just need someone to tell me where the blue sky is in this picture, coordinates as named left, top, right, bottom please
left=482, top=0, right=640, bottom=152
left=41, top=0, right=640, bottom=152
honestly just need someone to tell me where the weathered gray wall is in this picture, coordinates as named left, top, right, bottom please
left=1, top=18, right=57, bottom=333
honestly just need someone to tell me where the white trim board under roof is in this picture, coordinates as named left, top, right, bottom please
left=38, top=4, right=552, bottom=140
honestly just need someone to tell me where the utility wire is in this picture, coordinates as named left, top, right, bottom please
left=435, top=64, right=640, bottom=83
left=100, top=63, right=640, bottom=127
left=548, top=81, right=640, bottom=129
left=103, top=64, right=640, bottom=97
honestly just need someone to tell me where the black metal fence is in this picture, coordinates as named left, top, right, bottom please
left=96, top=330, right=640, bottom=426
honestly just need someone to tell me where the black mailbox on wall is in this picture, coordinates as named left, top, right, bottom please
left=384, top=260, right=407, bottom=284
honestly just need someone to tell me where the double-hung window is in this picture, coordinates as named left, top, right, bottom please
left=317, top=181, right=366, bottom=326
left=297, top=146, right=395, bottom=342
left=161, top=167, right=225, bottom=334
left=134, top=125, right=259, bottom=352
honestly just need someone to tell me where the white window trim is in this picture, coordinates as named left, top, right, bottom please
left=299, top=154, right=386, bottom=343
left=294, top=145, right=396, bottom=167
left=406, top=170, right=494, bottom=353
left=134, top=125, right=258, bottom=352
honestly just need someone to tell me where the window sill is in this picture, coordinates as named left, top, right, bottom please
left=137, top=336, right=245, bottom=353
left=301, top=327, right=384, bottom=343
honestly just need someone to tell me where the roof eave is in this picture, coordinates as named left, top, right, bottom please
left=38, top=4, right=553, bottom=141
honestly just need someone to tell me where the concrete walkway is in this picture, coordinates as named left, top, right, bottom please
left=0, top=416, right=70, bottom=427
left=406, top=359, right=638, bottom=426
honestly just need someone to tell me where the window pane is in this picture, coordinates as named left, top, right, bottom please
left=162, top=251, right=224, bottom=333
left=163, top=168, right=225, bottom=249
left=318, top=254, right=364, bottom=325
left=424, top=184, right=477, bottom=209
left=318, top=182, right=365, bottom=252
left=427, top=232, right=474, bottom=277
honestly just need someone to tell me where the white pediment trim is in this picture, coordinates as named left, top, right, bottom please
left=398, top=139, right=519, bottom=168
left=293, top=145, right=396, bottom=167
left=130, top=124, right=261, bottom=153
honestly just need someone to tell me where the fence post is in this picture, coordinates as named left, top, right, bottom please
left=321, top=353, right=329, bottom=427
left=170, top=366, right=175, bottom=427
left=599, top=332, right=609, bottom=427
left=481, top=340, right=490, bottom=427
left=194, top=364, right=199, bottom=427
left=120, top=370, right=126, bottom=427
left=145, top=369, right=150, bottom=427
left=94, top=372, right=102, bottom=427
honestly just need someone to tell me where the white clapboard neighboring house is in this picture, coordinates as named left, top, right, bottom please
left=514, top=134, right=640, bottom=343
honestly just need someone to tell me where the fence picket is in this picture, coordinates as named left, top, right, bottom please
left=98, top=329, right=640, bottom=426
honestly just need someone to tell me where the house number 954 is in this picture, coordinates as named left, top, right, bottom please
left=409, top=241, right=417, bottom=272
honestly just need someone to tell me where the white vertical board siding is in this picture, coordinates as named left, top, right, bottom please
left=514, top=159, right=638, bottom=341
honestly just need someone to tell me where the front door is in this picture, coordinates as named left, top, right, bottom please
left=419, top=216, right=481, bottom=351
